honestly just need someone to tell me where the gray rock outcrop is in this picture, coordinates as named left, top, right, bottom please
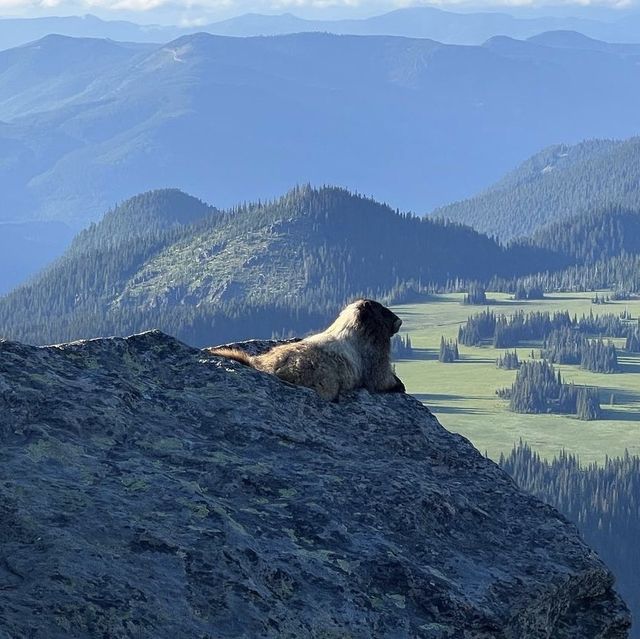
left=0, top=330, right=631, bottom=638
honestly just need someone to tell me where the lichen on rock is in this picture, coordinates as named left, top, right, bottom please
left=0, top=330, right=631, bottom=638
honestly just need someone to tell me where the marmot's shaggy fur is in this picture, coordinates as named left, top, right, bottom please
left=207, top=299, right=406, bottom=401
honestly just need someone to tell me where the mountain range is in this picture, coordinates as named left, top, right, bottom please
left=204, top=8, right=640, bottom=43
left=13, top=174, right=640, bottom=350
left=0, top=186, right=561, bottom=347
left=3, top=29, right=640, bottom=294
left=2, top=179, right=639, bottom=347
left=3, top=29, right=640, bottom=229
left=433, top=137, right=640, bottom=240
left=3, top=8, right=640, bottom=50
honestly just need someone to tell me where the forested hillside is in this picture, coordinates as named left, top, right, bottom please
left=483, top=201, right=640, bottom=295
left=0, top=185, right=555, bottom=347
left=496, top=247, right=640, bottom=294
left=501, top=443, right=640, bottom=638
left=434, top=138, right=640, bottom=240
left=4, top=182, right=640, bottom=347
left=527, top=206, right=640, bottom=264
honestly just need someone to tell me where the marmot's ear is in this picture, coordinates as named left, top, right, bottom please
left=360, top=300, right=375, bottom=318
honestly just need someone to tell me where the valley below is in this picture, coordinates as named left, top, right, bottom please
left=393, top=291, right=640, bottom=462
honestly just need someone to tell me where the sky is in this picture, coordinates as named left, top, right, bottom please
left=0, top=0, right=635, bottom=23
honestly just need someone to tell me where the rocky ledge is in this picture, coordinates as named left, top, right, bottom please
left=0, top=331, right=631, bottom=638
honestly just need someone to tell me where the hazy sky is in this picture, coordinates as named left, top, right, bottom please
left=0, top=0, right=634, bottom=23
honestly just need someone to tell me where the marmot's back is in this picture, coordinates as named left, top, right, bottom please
left=254, top=341, right=358, bottom=401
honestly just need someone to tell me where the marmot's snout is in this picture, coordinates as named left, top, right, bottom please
left=393, top=318, right=402, bottom=334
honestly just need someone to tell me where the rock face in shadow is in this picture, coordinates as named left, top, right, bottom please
left=0, top=330, right=631, bottom=638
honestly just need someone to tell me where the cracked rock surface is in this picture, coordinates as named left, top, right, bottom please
left=0, top=330, right=631, bottom=638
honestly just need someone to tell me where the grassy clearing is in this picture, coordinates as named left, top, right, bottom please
left=392, top=292, right=640, bottom=463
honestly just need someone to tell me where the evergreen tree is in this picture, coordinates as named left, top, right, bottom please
left=391, top=333, right=413, bottom=359
left=496, top=350, right=520, bottom=370
left=500, top=443, right=640, bottom=631
left=576, top=387, right=602, bottom=420
left=580, top=338, right=619, bottom=374
left=513, top=284, right=545, bottom=300
left=439, top=337, right=459, bottom=363
left=458, top=309, right=496, bottom=346
left=463, top=284, right=488, bottom=305
left=502, top=360, right=602, bottom=419
left=493, top=253, right=640, bottom=296
left=626, top=325, right=640, bottom=353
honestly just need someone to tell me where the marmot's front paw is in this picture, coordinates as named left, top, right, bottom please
left=390, top=375, right=406, bottom=393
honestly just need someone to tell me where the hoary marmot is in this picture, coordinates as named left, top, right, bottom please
left=206, top=299, right=406, bottom=401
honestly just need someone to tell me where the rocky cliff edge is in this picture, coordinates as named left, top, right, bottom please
left=0, top=331, right=631, bottom=638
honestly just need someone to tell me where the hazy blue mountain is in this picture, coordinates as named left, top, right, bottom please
left=0, top=35, right=153, bottom=120
left=433, top=138, right=640, bottom=240
left=204, top=7, right=612, bottom=44
left=2, top=31, right=640, bottom=234
left=0, top=220, right=74, bottom=295
left=202, top=12, right=315, bottom=37
left=528, top=30, right=640, bottom=54
left=3, top=8, right=640, bottom=49
left=328, top=9, right=640, bottom=44
left=0, top=14, right=175, bottom=51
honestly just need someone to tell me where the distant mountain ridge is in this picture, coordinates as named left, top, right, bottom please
left=2, top=30, right=640, bottom=232
left=3, top=184, right=640, bottom=347
left=528, top=30, right=640, bottom=53
left=433, top=138, right=640, bottom=240
left=202, top=8, right=615, bottom=42
left=0, top=35, right=154, bottom=120
left=3, top=8, right=640, bottom=50
left=0, top=14, right=173, bottom=51
left=0, top=186, right=557, bottom=347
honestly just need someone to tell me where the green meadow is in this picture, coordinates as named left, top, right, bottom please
left=392, top=292, right=640, bottom=463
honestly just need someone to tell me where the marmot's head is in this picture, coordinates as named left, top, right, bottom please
left=335, top=299, right=402, bottom=341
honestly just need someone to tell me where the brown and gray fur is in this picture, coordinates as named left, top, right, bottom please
left=206, top=299, right=405, bottom=401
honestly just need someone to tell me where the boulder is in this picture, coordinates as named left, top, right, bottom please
left=0, top=331, right=630, bottom=638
